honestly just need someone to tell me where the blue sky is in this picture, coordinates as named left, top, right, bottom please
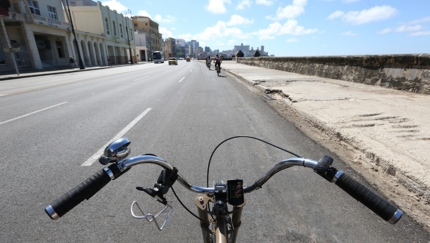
left=101, top=0, right=430, bottom=56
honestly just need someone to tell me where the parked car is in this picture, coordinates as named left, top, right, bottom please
left=168, top=57, right=178, bottom=65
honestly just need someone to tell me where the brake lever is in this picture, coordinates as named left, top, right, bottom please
left=130, top=201, right=173, bottom=231
left=136, top=167, right=179, bottom=205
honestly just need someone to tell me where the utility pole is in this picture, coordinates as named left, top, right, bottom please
left=125, top=9, right=133, bottom=65
left=64, top=0, right=85, bottom=69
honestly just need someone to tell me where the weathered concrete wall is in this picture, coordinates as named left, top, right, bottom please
left=236, top=55, right=430, bottom=94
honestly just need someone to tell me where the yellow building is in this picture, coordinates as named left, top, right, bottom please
left=68, top=1, right=136, bottom=65
left=132, top=16, right=162, bottom=54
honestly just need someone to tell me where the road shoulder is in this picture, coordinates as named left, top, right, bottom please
left=223, top=66, right=430, bottom=231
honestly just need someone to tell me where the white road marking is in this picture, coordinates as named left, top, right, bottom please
left=81, top=108, right=152, bottom=166
left=190, top=69, right=192, bottom=72
left=179, top=77, right=185, bottom=82
left=0, top=102, right=68, bottom=125
left=134, top=76, right=149, bottom=81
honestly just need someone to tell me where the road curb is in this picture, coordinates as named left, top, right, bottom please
left=0, top=63, right=147, bottom=81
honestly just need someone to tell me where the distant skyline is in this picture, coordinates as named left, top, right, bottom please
left=101, top=0, right=430, bottom=56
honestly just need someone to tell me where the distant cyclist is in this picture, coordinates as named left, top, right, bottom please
left=214, top=54, right=221, bottom=72
left=206, top=56, right=211, bottom=69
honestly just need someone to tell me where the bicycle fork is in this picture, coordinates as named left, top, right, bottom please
left=194, top=194, right=245, bottom=243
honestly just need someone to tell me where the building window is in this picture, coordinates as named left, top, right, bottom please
left=105, top=18, right=110, bottom=35
left=119, top=24, right=123, bottom=38
left=56, top=41, right=64, bottom=58
left=27, top=0, right=41, bottom=15
left=112, top=21, right=117, bottom=36
left=0, top=45, right=5, bottom=65
left=47, top=6, right=57, bottom=20
left=130, top=29, right=133, bottom=40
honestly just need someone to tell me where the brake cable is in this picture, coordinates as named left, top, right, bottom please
left=171, top=136, right=303, bottom=222
left=206, top=136, right=302, bottom=187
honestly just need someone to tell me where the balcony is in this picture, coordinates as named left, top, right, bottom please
left=24, top=14, right=68, bottom=30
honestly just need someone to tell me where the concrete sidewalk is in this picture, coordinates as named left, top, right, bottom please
left=221, top=61, right=430, bottom=230
left=0, top=61, right=150, bottom=81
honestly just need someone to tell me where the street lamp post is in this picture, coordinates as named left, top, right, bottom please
left=65, top=0, right=85, bottom=69
left=125, top=9, right=133, bottom=65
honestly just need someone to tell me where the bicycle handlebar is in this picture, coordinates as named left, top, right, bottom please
left=45, top=155, right=402, bottom=224
left=45, top=168, right=112, bottom=219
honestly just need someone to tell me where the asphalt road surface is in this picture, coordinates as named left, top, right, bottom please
left=1, top=61, right=429, bottom=242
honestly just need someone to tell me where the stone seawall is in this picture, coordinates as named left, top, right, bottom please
left=235, top=55, right=430, bottom=94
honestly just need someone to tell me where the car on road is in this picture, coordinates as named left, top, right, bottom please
left=168, top=57, right=178, bottom=65
left=186, top=57, right=190, bottom=62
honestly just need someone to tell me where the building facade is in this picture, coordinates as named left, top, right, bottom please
left=0, top=0, right=76, bottom=72
left=163, top=37, right=175, bottom=58
left=132, top=16, right=162, bottom=54
left=0, top=0, right=136, bottom=73
left=69, top=1, right=136, bottom=65
left=134, top=30, right=148, bottom=61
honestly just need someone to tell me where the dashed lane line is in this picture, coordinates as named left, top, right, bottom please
left=81, top=108, right=152, bottom=166
left=0, top=102, right=68, bottom=125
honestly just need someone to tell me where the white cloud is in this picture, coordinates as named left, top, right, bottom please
left=227, top=15, right=253, bottom=26
left=257, top=19, right=318, bottom=39
left=395, top=25, right=423, bottom=33
left=322, top=0, right=359, bottom=2
left=190, top=21, right=247, bottom=41
left=409, top=31, right=430, bottom=36
left=256, top=0, right=273, bottom=6
left=327, top=5, right=398, bottom=25
left=159, top=27, right=173, bottom=38
left=154, top=14, right=175, bottom=24
left=268, top=0, right=307, bottom=20
left=206, top=0, right=231, bottom=14
left=137, top=10, right=152, bottom=18
left=286, top=38, right=298, bottom=42
left=327, top=10, right=344, bottom=20
left=341, top=31, right=358, bottom=36
left=378, top=28, right=392, bottom=34
left=409, top=16, right=430, bottom=24
left=101, top=0, right=127, bottom=13
left=177, top=33, right=193, bottom=40
left=236, top=0, right=251, bottom=9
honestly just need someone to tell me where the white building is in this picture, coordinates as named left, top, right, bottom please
left=0, top=0, right=135, bottom=73
left=0, top=0, right=75, bottom=71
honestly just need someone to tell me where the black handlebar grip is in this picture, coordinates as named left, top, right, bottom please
left=45, top=168, right=112, bottom=220
left=334, top=171, right=402, bottom=224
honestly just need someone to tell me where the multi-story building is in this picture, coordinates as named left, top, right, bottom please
left=134, top=30, right=149, bottom=61
left=0, top=0, right=75, bottom=71
left=68, top=1, right=136, bottom=65
left=164, top=37, right=175, bottom=58
left=175, top=39, right=185, bottom=58
left=233, top=43, right=250, bottom=57
left=69, top=0, right=97, bottom=6
left=187, top=40, right=199, bottom=58
left=0, top=0, right=135, bottom=73
left=132, top=16, right=162, bottom=54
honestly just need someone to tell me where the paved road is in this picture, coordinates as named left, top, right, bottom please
left=0, top=61, right=429, bottom=242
